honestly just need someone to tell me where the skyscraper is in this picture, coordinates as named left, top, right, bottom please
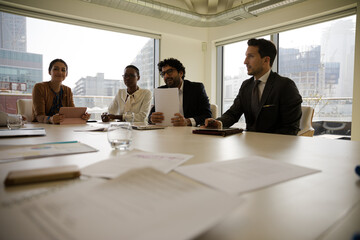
left=0, top=12, right=42, bottom=93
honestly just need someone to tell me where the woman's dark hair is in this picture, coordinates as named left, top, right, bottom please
left=48, top=59, right=68, bottom=73
left=247, top=38, right=277, bottom=67
left=125, top=65, right=140, bottom=76
left=158, top=58, right=186, bottom=79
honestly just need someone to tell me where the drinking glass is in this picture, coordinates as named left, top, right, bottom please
left=7, top=114, right=23, bottom=130
left=107, top=122, right=132, bottom=150
left=123, top=111, right=135, bottom=123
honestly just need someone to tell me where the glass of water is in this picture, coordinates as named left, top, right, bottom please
left=123, top=111, right=135, bottom=123
left=107, top=122, right=132, bottom=150
left=7, top=114, right=23, bottom=130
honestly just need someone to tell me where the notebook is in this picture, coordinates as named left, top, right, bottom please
left=0, top=128, right=46, bottom=137
left=59, top=107, right=87, bottom=124
left=192, top=128, right=243, bottom=137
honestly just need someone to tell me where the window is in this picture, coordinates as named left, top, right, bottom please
left=278, top=15, right=355, bottom=125
left=219, top=15, right=356, bottom=135
left=0, top=11, right=159, bottom=119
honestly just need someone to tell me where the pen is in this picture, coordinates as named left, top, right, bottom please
left=43, top=141, right=79, bottom=145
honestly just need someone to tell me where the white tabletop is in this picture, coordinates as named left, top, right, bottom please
left=0, top=122, right=359, bottom=240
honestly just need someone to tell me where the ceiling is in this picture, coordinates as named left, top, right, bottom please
left=81, top=0, right=306, bottom=27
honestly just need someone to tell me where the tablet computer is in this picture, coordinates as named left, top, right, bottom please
left=59, top=107, right=87, bottom=124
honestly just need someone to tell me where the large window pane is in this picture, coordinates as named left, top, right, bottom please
left=0, top=12, right=157, bottom=119
left=279, top=15, right=355, bottom=135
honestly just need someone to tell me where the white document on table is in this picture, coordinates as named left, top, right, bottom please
left=81, top=151, right=192, bottom=179
left=154, top=88, right=179, bottom=126
left=0, top=168, right=241, bottom=240
left=175, top=156, right=320, bottom=195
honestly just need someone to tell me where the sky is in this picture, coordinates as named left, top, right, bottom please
left=26, top=17, right=150, bottom=89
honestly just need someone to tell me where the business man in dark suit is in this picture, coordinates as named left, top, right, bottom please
left=149, top=58, right=212, bottom=126
left=205, top=38, right=302, bottom=135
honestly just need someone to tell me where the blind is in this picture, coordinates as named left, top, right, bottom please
left=0, top=2, right=161, bottom=40
left=215, top=7, right=356, bottom=46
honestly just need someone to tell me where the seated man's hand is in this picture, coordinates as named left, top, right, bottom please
left=82, top=113, right=91, bottom=121
left=203, top=118, right=222, bottom=129
left=150, top=112, right=164, bottom=124
left=52, top=114, right=64, bottom=124
left=171, top=113, right=190, bottom=126
left=101, top=112, right=115, bottom=122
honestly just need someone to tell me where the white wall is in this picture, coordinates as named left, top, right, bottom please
left=159, top=34, right=205, bottom=87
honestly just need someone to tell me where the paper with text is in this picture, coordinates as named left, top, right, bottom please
left=154, top=88, right=179, bottom=126
left=81, top=151, right=192, bottom=179
left=0, top=168, right=241, bottom=240
left=176, top=156, right=320, bottom=194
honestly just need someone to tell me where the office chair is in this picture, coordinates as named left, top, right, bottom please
left=297, top=106, right=315, bottom=137
left=16, top=99, right=33, bottom=122
left=210, top=104, right=218, bottom=118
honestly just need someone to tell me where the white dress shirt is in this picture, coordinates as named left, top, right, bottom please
left=108, top=88, right=152, bottom=122
left=255, top=69, right=271, bottom=101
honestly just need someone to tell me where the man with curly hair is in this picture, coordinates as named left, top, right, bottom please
left=149, top=58, right=212, bottom=126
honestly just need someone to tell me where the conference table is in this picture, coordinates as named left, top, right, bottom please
left=0, top=122, right=359, bottom=240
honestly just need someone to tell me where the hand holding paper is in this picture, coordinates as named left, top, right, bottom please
left=154, top=88, right=179, bottom=126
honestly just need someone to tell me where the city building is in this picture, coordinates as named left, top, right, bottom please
left=0, top=12, right=42, bottom=94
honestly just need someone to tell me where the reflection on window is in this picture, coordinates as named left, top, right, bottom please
left=0, top=11, right=157, bottom=119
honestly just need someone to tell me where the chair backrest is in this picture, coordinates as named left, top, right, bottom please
left=16, top=99, right=33, bottom=122
left=297, top=106, right=315, bottom=137
left=210, top=104, right=218, bottom=118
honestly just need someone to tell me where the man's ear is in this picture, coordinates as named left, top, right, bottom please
left=264, top=56, right=271, bottom=64
left=179, top=71, right=184, bottom=79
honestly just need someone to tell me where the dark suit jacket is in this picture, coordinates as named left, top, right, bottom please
left=149, top=80, right=212, bottom=126
left=218, top=71, right=302, bottom=135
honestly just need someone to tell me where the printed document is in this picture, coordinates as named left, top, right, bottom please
left=0, top=168, right=241, bottom=240
left=82, top=151, right=192, bottom=179
left=154, top=88, right=179, bottom=126
left=176, top=156, right=320, bottom=194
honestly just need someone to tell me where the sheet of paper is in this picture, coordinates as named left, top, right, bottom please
left=0, top=168, right=241, bottom=240
left=154, top=88, right=179, bottom=126
left=176, top=156, right=320, bottom=194
left=73, top=125, right=108, bottom=132
left=82, top=151, right=192, bottom=178
left=0, top=142, right=98, bottom=163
